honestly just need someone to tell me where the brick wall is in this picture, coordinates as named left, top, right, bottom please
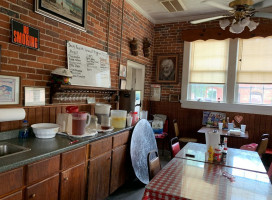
left=0, top=0, right=154, bottom=106
left=153, top=18, right=272, bottom=101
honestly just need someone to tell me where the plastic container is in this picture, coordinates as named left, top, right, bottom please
left=111, top=110, right=127, bottom=128
left=130, top=112, right=139, bottom=126
left=140, top=111, right=148, bottom=120
left=19, top=120, right=29, bottom=139
left=95, top=104, right=111, bottom=124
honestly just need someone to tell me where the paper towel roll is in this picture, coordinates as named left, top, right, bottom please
left=0, top=108, right=26, bottom=122
left=205, top=131, right=220, bottom=150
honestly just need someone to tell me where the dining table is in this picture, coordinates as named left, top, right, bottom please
left=198, top=126, right=249, bottom=139
left=142, top=158, right=272, bottom=200
left=143, top=142, right=272, bottom=200
left=175, top=142, right=266, bottom=173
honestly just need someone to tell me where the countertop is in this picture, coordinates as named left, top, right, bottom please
left=0, top=127, right=133, bottom=173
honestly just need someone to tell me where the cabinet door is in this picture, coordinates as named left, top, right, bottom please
left=87, top=151, right=111, bottom=200
left=60, top=163, right=86, bottom=200
left=110, top=144, right=130, bottom=194
left=25, top=174, right=59, bottom=200
left=1, top=191, right=22, bottom=200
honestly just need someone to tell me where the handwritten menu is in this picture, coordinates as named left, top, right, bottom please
left=67, top=41, right=111, bottom=88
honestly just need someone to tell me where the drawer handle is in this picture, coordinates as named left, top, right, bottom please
left=64, top=177, right=69, bottom=181
left=30, top=194, right=36, bottom=198
left=108, top=157, right=111, bottom=160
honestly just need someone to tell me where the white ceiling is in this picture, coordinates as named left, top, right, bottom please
left=126, top=0, right=267, bottom=24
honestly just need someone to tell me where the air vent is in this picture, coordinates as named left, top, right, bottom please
left=160, top=0, right=186, bottom=12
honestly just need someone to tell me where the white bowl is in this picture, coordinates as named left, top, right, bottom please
left=31, top=123, right=60, bottom=139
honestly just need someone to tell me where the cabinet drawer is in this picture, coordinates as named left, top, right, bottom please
left=26, top=174, right=59, bottom=200
left=0, top=167, right=23, bottom=197
left=89, top=137, right=112, bottom=158
left=1, top=191, right=22, bottom=200
left=112, top=131, right=130, bottom=148
left=61, top=146, right=86, bottom=170
left=26, top=155, right=60, bottom=185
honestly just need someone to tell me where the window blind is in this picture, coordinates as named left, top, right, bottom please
left=237, top=37, right=272, bottom=84
left=189, top=39, right=229, bottom=84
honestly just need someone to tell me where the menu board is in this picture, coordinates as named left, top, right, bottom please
left=67, top=41, right=111, bottom=88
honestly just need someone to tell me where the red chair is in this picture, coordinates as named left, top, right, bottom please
left=268, top=162, right=272, bottom=181
left=170, top=137, right=181, bottom=158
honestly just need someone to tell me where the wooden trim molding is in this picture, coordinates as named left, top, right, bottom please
left=181, top=24, right=272, bottom=41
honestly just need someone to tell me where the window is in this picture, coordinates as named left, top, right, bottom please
left=182, top=37, right=272, bottom=115
left=188, top=39, right=229, bottom=102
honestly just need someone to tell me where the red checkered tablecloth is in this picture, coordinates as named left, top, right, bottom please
left=142, top=158, right=272, bottom=200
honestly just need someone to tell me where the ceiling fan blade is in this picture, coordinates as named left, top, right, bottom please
left=253, top=0, right=272, bottom=9
left=255, top=12, right=272, bottom=19
left=190, top=16, right=226, bottom=24
left=202, top=0, right=232, bottom=11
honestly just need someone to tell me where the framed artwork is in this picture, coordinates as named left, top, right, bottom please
left=0, top=75, right=20, bottom=105
left=35, top=0, right=87, bottom=31
left=169, top=94, right=179, bottom=102
left=24, top=87, right=45, bottom=106
left=156, top=55, right=178, bottom=84
left=119, top=64, right=127, bottom=77
left=120, top=79, right=127, bottom=90
left=150, top=84, right=161, bottom=101
left=202, top=111, right=226, bottom=127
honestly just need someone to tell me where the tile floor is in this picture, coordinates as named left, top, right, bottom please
left=106, top=151, right=171, bottom=200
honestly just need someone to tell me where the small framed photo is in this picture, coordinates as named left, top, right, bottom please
left=25, top=87, right=45, bottom=106
left=150, top=84, right=161, bottom=101
left=0, top=75, right=21, bottom=105
left=120, top=79, right=127, bottom=90
left=156, top=55, right=178, bottom=84
left=119, top=65, right=127, bottom=78
left=169, top=94, right=179, bottom=102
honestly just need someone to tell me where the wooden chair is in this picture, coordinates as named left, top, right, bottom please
left=173, top=119, right=197, bottom=144
left=256, top=134, right=270, bottom=157
left=169, top=137, right=181, bottom=158
left=147, top=150, right=161, bottom=181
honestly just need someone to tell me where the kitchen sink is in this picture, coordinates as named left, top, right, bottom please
left=0, top=142, right=31, bottom=158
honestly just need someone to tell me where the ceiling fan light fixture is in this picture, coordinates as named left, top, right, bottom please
left=230, top=22, right=245, bottom=34
left=247, top=20, right=259, bottom=31
left=240, top=17, right=250, bottom=27
left=219, top=19, right=230, bottom=30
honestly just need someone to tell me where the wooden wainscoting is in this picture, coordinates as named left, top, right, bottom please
left=149, top=101, right=272, bottom=149
left=0, top=104, right=92, bottom=132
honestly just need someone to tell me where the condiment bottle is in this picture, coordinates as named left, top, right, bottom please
left=208, top=146, right=214, bottom=162
left=214, top=145, right=222, bottom=162
left=19, top=120, right=29, bottom=139
left=221, top=147, right=227, bottom=163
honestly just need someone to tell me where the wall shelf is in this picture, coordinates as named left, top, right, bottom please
left=50, top=84, right=118, bottom=104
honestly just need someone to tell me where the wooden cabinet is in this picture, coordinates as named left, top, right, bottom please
left=60, top=163, right=86, bottom=200
left=1, top=191, right=22, bottom=200
left=26, top=155, right=60, bottom=185
left=88, top=151, right=111, bottom=200
left=0, top=167, right=23, bottom=198
left=25, top=174, right=59, bottom=200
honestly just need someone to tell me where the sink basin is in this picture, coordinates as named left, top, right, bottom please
left=0, top=142, right=31, bottom=158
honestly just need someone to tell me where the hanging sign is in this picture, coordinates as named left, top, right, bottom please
left=11, top=19, right=39, bottom=50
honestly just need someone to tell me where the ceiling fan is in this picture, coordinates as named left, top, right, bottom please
left=190, top=0, right=272, bottom=33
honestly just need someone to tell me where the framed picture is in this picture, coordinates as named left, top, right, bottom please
left=150, top=84, right=161, bottom=101
left=0, top=75, right=20, bottom=105
left=156, top=55, right=178, bottom=84
left=119, top=64, right=127, bottom=78
left=35, top=0, right=87, bottom=31
left=120, top=79, right=127, bottom=90
left=169, top=94, right=179, bottom=102
left=24, top=87, right=45, bottom=106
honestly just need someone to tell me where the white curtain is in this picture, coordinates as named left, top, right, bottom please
left=237, top=37, right=272, bottom=84
left=189, top=39, right=229, bottom=84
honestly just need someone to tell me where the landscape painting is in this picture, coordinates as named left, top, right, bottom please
left=35, top=0, right=86, bottom=30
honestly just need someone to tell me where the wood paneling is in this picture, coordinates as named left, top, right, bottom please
left=1, top=191, right=22, bottom=200
left=112, top=131, right=130, bottom=148
left=149, top=101, right=272, bottom=149
left=0, top=104, right=92, bottom=132
left=89, top=137, right=112, bottom=158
